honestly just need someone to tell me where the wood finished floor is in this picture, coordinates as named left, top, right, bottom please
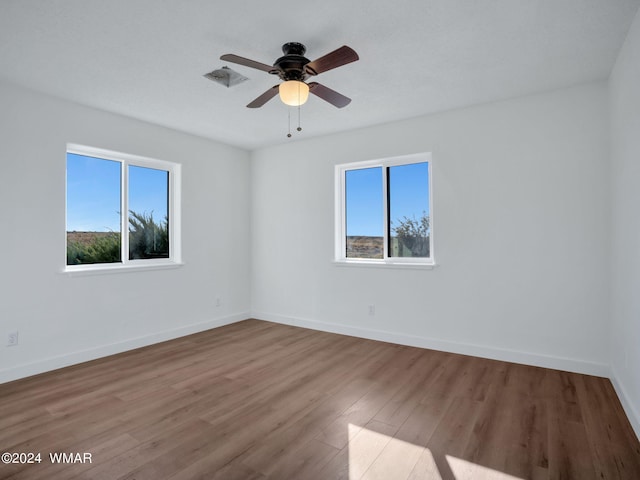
left=1, top=319, right=639, bottom=480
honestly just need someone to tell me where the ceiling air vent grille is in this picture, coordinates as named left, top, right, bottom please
left=203, top=66, right=248, bottom=87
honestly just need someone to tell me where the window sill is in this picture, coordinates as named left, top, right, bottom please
left=63, top=261, right=184, bottom=277
left=333, top=259, right=437, bottom=270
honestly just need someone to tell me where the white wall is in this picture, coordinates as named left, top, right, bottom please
left=251, top=82, right=611, bottom=376
left=0, top=80, right=252, bottom=383
left=610, top=9, right=640, bottom=438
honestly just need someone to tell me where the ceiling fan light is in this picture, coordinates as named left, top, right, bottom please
left=279, top=80, right=309, bottom=106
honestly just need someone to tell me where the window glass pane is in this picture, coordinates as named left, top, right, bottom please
left=388, top=162, right=430, bottom=258
left=66, top=154, right=122, bottom=265
left=345, top=167, right=383, bottom=259
left=128, top=165, right=169, bottom=260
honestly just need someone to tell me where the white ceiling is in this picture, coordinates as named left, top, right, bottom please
left=1, top=0, right=638, bottom=150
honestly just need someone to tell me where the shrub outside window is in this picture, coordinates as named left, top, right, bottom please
left=336, top=153, right=433, bottom=266
left=65, top=144, right=181, bottom=272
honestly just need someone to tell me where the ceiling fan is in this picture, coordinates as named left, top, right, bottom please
left=220, top=42, right=359, bottom=109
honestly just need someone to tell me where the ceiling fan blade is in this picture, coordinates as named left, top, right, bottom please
left=247, top=85, right=280, bottom=108
left=220, top=54, right=276, bottom=73
left=308, top=82, right=351, bottom=108
left=305, top=45, right=359, bottom=76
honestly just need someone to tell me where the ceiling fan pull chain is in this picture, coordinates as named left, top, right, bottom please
left=296, top=82, right=303, bottom=133
left=287, top=108, right=292, bottom=138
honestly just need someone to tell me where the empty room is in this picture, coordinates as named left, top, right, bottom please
left=1, top=1, right=640, bottom=479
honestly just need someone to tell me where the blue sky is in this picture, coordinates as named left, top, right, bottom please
left=129, top=165, right=169, bottom=224
left=66, top=153, right=168, bottom=232
left=67, top=153, right=427, bottom=235
left=346, top=162, right=429, bottom=237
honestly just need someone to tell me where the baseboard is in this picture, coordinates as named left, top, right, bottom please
left=254, top=313, right=638, bottom=441
left=610, top=367, right=640, bottom=441
left=252, top=312, right=611, bottom=378
left=0, top=312, right=249, bottom=385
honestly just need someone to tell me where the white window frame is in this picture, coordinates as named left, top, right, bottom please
left=64, top=143, right=182, bottom=274
left=335, top=152, right=434, bottom=268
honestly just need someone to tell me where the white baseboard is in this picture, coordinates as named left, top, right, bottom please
left=0, top=312, right=249, bottom=385
left=4, top=310, right=637, bottom=442
left=252, top=312, right=611, bottom=378
left=253, top=313, right=639, bottom=441
left=610, top=367, right=640, bottom=441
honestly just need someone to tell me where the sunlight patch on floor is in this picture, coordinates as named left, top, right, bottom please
left=446, top=455, right=524, bottom=480
left=348, top=423, right=524, bottom=480
left=347, top=423, right=433, bottom=479
left=347, top=423, right=393, bottom=479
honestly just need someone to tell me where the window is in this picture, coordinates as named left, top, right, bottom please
left=336, top=153, right=433, bottom=266
left=66, top=144, right=181, bottom=272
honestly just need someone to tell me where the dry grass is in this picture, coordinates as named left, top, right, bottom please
left=67, top=231, right=116, bottom=246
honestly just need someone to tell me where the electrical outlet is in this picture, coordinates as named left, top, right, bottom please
left=368, top=305, right=375, bottom=316
left=7, top=330, right=18, bottom=346
left=215, top=297, right=222, bottom=307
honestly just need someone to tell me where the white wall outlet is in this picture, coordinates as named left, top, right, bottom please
left=368, top=305, right=375, bottom=316
left=215, top=297, right=222, bottom=307
left=7, top=330, right=18, bottom=346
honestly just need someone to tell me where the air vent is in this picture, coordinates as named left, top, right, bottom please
left=203, top=66, right=248, bottom=87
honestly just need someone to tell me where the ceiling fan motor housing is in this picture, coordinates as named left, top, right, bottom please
left=273, top=42, right=310, bottom=81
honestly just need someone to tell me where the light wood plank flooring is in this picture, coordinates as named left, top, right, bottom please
left=1, top=319, right=639, bottom=479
